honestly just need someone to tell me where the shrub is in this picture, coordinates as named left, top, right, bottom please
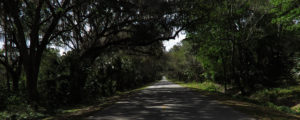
left=0, top=106, right=45, bottom=120
left=199, top=81, right=222, bottom=92
left=184, top=81, right=222, bottom=92
left=265, top=102, right=295, bottom=114
left=0, top=94, right=46, bottom=120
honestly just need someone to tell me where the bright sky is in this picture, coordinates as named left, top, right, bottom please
left=56, top=46, right=69, bottom=55
left=163, top=31, right=186, bottom=51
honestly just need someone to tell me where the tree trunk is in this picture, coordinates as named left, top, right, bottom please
left=23, top=55, right=42, bottom=102
left=25, top=67, right=39, bottom=102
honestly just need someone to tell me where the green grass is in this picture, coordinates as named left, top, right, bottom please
left=169, top=79, right=300, bottom=120
left=174, top=80, right=223, bottom=92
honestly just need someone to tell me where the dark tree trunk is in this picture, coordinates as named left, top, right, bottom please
left=23, top=54, right=42, bottom=102
left=25, top=66, right=39, bottom=102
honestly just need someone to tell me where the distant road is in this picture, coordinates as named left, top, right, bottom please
left=85, top=77, right=255, bottom=120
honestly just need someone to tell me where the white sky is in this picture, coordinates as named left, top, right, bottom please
left=163, top=31, right=186, bottom=51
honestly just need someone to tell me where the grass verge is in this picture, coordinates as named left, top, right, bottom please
left=170, top=79, right=300, bottom=120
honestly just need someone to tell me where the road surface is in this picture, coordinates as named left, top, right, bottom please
left=85, top=77, right=255, bottom=120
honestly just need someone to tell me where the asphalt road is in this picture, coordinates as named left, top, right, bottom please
left=85, top=77, right=255, bottom=120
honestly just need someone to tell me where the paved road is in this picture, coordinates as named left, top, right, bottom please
left=85, top=78, right=255, bottom=120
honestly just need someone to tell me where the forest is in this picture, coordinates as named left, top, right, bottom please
left=0, top=0, right=300, bottom=119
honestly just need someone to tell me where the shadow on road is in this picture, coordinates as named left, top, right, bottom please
left=85, top=79, right=255, bottom=120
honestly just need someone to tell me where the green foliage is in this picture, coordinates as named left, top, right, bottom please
left=171, top=79, right=222, bottom=92
left=0, top=93, right=45, bottom=120
left=38, top=48, right=71, bottom=108
left=200, top=82, right=222, bottom=92
left=164, top=0, right=300, bottom=116
left=183, top=0, right=298, bottom=95
left=0, top=46, right=165, bottom=119
left=192, top=81, right=222, bottom=92
left=165, top=41, right=204, bottom=82
left=270, top=0, right=300, bottom=31
left=84, top=51, right=163, bottom=99
left=0, top=107, right=45, bottom=120
left=250, top=86, right=300, bottom=107
left=265, top=102, right=296, bottom=114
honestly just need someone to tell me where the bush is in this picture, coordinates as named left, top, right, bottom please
left=250, top=87, right=300, bottom=114
left=198, top=81, right=222, bottom=92
left=292, top=104, right=300, bottom=113
left=0, top=106, right=45, bottom=120
left=265, top=102, right=295, bottom=114
left=250, top=87, right=300, bottom=106
left=182, top=81, right=222, bottom=92
left=251, top=89, right=279, bottom=102
left=0, top=94, right=46, bottom=120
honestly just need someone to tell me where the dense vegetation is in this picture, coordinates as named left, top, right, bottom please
left=0, top=0, right=193, bottom=119
left=166, top=0, right=300, bottom=115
